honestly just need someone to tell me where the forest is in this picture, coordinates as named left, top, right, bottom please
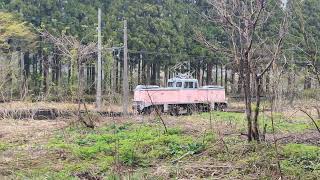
left=0, top=0, right=320, bottom=179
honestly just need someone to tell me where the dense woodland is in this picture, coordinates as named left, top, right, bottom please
left=0, top=0, right=319, bottom=103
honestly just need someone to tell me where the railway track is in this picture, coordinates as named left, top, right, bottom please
left=0, top=108, right=245, bottom=120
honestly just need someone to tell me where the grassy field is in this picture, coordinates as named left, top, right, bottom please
left=0, top=109, right=319, bottom=179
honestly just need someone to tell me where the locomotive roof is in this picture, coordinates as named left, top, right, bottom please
left=168, top=77, right=198, bottom=82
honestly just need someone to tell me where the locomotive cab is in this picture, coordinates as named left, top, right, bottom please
left=167, top=78, right=198, bottom=89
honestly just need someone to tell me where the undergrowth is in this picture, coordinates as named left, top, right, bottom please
left=200, top=111, right=313, bottom=133
left=4, top=112, right=319, bottom=179
left=281, top=143, right=320, bottom=178
left=0, top=142, right=9, bottom=151
left=17, top=123, right=214, bottom=179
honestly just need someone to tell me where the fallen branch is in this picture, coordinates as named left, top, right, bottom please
left=172, top=151, right=191, bottom=164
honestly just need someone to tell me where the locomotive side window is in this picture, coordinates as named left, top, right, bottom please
left=176, top=82, right=182, bottom=87
left=184, top=82, right=188, bottom=88
left=184, top=82, right=194, bottom=89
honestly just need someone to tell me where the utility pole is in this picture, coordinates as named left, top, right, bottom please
left=123, top=20, right=129, bottom=115
left=96, top=8, right=102, bottom=110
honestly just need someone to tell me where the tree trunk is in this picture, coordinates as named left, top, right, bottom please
left=206, top=62, right=213, bottom=85
left=242, top=57, right=253, bottom=142
left=215, top=63, right=218, bottom=85
left=224, top=66, right=228, bottom=94
left=43, top=55, right=49, bottom=96
left=201, top=66, right=205, bottom=86
left=265, top=72, right=270, bottom=93
left=156, top=62, right=161, bottom=86
left=138, top=57, right=141, bottom=85
left=24, top=51, right=30, bottom=78
left=237, top=74, right=242, bottom=94
left=220, top=65, right=223, bottom=86
left=252, top=76, right=262, bottom=142
left=116, top=60, right=120, bottom=92
left=196, top=60, right=201, bottom=83
left=142, top=58, right=146, bottom=84
left=68, top=62, right=71, bottom=86
left=164, top=64, right=168, bottom=86
left=151, top=63, right=156, bottom=85
left=288, top=70, right=296, bottom=106
left=129, top=62, right=133, bottom=91
left=112, top=58, right=117, bottom=92
left=92, top=66, right=96, bottom=94
left=119, top=60, right=122, bottom=93
left=230, top=69, right=235, bottom=94
left=39, top=52, right=43, bottom=92
left=146, top=63, right=151, bottom=85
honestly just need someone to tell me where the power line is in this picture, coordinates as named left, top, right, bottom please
left=127, top=49, right=218, bottom=59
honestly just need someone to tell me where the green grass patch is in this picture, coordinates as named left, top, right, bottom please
left=205, top=137, right=320, bottom=179
left=200, top=111, right=244, bottom=123
left=0, top=142, right=9, bottom=151
left=43, top=123, right=214, bottom=178
left=200, top=111, right=312, bottom=133
left=261, top=113, right=311, bottom=133
left=281, top=143, right=320, bottom=179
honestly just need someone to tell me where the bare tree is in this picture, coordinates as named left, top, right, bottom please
left=198, top=0, right=288, bottom=141
left=40, top=30, right=97, bottom=127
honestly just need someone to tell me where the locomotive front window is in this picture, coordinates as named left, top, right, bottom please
left=168, top=82, right=174, bottom=87
left=176, top=82, right=182, bottom=87
left=184, top=82, right=194, bottom=88
left=195, top=82, right=198, bottom=88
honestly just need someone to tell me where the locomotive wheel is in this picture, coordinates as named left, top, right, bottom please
left=214, top=103, right=227, bottom=111
left=186, top=105, right=193, bottom=115
left=142, top=107, right=153, bottom=115
left=143, top=106, right=163, bottom=115
left=169, top=105, right=179, bottom=116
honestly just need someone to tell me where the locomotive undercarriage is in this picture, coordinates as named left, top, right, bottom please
left=139, top=102, right=227, bottom=116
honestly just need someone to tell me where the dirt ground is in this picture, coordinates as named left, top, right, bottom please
left=0, top=119, right=67, bottom=141
left=0, top=101, right=319, bottom=179
left=0, top=119, right=67, bottom=176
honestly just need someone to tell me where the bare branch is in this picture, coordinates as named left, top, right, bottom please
left=300, top=109, right=320, bottom=134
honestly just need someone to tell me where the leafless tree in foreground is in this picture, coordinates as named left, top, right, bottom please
left=40, top=30, right=97, bottom=128
left=198, top=0, right=288, bottom=141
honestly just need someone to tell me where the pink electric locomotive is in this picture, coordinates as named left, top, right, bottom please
left=133, top=75, right=227, bottom=115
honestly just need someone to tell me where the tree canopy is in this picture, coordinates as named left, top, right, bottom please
left=0, top=12, right=35, bottom=51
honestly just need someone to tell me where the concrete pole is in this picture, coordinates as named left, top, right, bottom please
left=123, top=20, right=129, bottom=115
left=96, top=8, right=102, bottom=110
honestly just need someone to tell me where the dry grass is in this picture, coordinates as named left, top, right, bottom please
left=0, top=118, right=67, bottom=141
left=0, top=101, right=86, bottom=111
left=0, top=101, right=134, bottom=114
left=0, top=100, right=319, bottom=179
left=0, top=118, right=68, bottom=177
